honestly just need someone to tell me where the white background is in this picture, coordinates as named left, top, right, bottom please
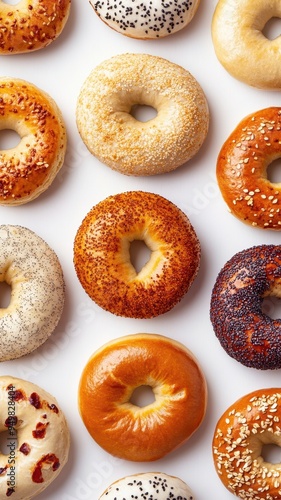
left=0, top=0, right=281, bottom=498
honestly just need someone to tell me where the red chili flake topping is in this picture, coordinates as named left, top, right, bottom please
left=32, top=454, right=60, bottom=483
left=29, top=392, right=41, bottom=409
left=13, top=390, right=25, bottom=402
left=6, top=487, right=14, bottom=497
left=19, top=443, right=31, bottom=455
left=5, top=416, right=17, bottom=428
left=48, top=403, right=59, bottom=414
left=0, top=467, right=7, bottom=475
left=41, top=414, right=47, bottom=419
left=32, top=422, right=49, bottom=439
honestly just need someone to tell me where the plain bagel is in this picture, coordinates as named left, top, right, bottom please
left=212, top=0, right=281, bottom=89
left=78, top=333, right=207, bottom=461
left=76, top=53, right=209, bottom=176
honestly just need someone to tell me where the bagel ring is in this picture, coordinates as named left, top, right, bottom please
left=73, top=191, right=201, bottom=319
left=78, top=333, right=207, bottom=462
left=0, top=0, right=71, bottom=55
left=216, top=107, right=281, bottom=230
left=0, top=375, right=70, bottom=499
left=210, top=244, right=281, bottom=370
left=212, top=0, right=281, bottom=89
left=76, top=53, right=209, bottom=176
left=213, top=388, right=281, bottom=500
left=0, top=225, right=65, bottom=361
left=0, top=77, right=67, bottom=206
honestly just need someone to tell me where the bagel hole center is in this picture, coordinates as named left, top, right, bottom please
left=0, top=281, right=11, bottom=309
left=0, top=429, right=18, bottom=456
left=262, top=295, right=281, bottom=319
left=130, top=104, right=157, bottom=122
left=130, top=385, right=155, bottom=408
left=130, top=239, right=152, bottom=274
left=262, top=17, right=281, bottom=40
left=266, top=158, right=281, bottom=184
left=0, top=129, right=21, bottom=150
left=261, top=443, right=281, bottom=464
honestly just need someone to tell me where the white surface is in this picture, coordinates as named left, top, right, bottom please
left=0, top=1, right=281, bottom=499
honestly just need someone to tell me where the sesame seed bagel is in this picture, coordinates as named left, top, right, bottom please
left=76, top=53, right=209, bottom=176
left=0, top=78, right=67, bottom=206
left=79, top=333, right=207, bottom=462
left=0, top=375, right=70, bottom=499
left=217, top=107, right=281, bottom=230
left=213, top=388, right=281, bottom=500
left=73, top=191, right=200, bottom=319
left=212, top=0, right=281, bottom=89
left=210, top=244, right=281, bottom=370
left=90, top=0, right=200, bottom=39
left=99, top=472, right=195, bottom=499
left=0, top=0, right=71, bottom=55
left=0, top=225, right=65, bottom=361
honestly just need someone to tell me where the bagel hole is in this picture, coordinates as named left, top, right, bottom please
left=0, top=281, right=11, bottom=309
left=0, top=429, right=17, bottom=456
left=266, top=158, right=281, bottom=184
left=130, top=239, right=152, bottom=274
left=130, top=385, right=155, bottom=408
left=262, top=443, right=281, bottom=464
left=262, top=17, right=281, bottom=40
left=262, top=296, right=281, bottom=319
left=0, top=129, right=21, bottom=150
left=130, top=104, right=157, bottom=122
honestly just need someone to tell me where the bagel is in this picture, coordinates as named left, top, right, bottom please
left=0, top=375, right=70, bottom=499
left=213, top=388, right=281, bottom=500
left=78, top=333, right=207, bottom=462
left=212, top=0, right=281, bottom=89
left=0, top=225, right=65, bottom=361
left=76, top=53, right=209, bottom=176
left=216, top=107, right=281, bottom=230
left=0, top=0, right=71, bottom=54
left=0, top=77, right=66, bottom=206
left=99, top=472, right=195, bottom=499
left=210, top=244, right=281, bottom=370
left=73, top=191, right=200, bottom=319
left=90, top=0, right=200, bottom=39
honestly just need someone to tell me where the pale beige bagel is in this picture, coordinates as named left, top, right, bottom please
left=90, top=0, right=200, bottom=39
left=0, top=375, right=70, bottom=499
left=79, top=333, right=207, bottom=462
left=99, top=472, right=195, bottom=499
left=0, top=0, right=71, bottom=54
left=212, top=0, right=281, bottom=89
left=73, top=191, right=201, bottom=318
left=213, top=388, right=281, bottom=499
left=0, top=225, right=65, bottom=361
left=76, top=53, right=209, bottom=176
left=0, top=78, right=67, bottom=205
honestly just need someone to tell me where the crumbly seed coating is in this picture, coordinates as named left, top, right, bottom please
left=99, top=472, right=195, bottom=499
left=73, top=191, right=200, bottom=319
left=0, top=0, right=71, bottom=54
left=76, top=53, right=209, bottom=176
left=210, top=244, right=281, bottom=370
left=0, top=225, right=65, bottom=361
left=90, top=0, right=200, bottom=39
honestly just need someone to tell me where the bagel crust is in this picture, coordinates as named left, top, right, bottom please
left=73, top=191, right=200, bottom=319
left=0, top=375, right=70, bottom=499
left=90, top=0, right=200, bottom=39
left=212, top=0, right=281, bottom=89
left=78, top=334, right=207, bottom=462
left=210, top=245, right=281, bottom=370
left=0, top=0, right=71, bottom=54
left=99, top=472, right=195, bottom=499
left=0, top=225, right=65, bottom=361
left=76, top=53, right=209, bottom=176
left=0, top=78, right=67, bottom=206
left=213, top=388, right=281, bottom=500
left=216, top=107, right=281, bottom=230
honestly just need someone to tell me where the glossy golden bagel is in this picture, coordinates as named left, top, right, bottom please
left=79, top=334, right=207, bottom=462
